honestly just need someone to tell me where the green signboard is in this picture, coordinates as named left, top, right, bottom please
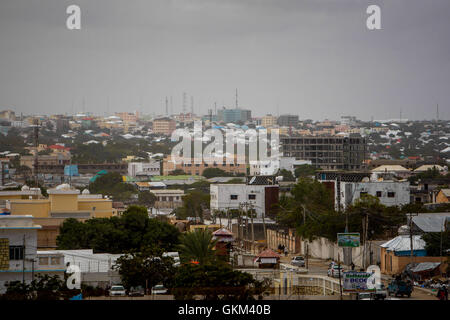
left=337, top=233, right=360, bottom=247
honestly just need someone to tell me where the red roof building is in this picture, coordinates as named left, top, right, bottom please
left=254, top=248, right=281, bottom=268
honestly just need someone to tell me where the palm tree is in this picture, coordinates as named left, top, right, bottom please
left=178, top=229, right=217, bottom=265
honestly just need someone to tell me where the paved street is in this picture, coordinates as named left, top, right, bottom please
left=280, top=254, right=439, bottom=300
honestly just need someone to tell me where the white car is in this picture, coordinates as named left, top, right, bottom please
left=291, top=256, right=305, bottom=267
left=109, top=285, right=126, bottom=297
left=327, top=265, right=344, bottom=278
left=151, top=284, right=168, bottom=295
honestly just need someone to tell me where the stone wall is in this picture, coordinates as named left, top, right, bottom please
left=0, top=238, right=9, bottom=270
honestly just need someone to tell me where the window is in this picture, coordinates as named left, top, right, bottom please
left=248, top=194, right=256, bottom=200
left=376, top=191, right=382, bottom=197
left=9, top=246, right=24, bottom=260
left=50, top=257, right=61, bottom=265
left=230, top=195, right=238, bottom=200
left=39, top=257, right=49, bottom=265
left=387, top=192, right=395, bottom=198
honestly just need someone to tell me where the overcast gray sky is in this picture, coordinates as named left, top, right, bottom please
left=0, top=0, right=449, bottom=121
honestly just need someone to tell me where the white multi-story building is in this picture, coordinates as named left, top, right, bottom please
left=337, top=180, right=410, bottom=210
left=210, top=184, right=279, bottom=218
left=0, top=215, right=65, bottom=293
left=249, top=157, right=311, bottom=176
left=127, top=161, right=161, bottom=178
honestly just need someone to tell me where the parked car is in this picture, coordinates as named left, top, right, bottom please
left=327, top=265, right=344, bottom=278
left=109, top=285, right=126, bottom=297
left=151, top=284, right=168, bottom=295
left=357, top=292, right=372, bottom=300
left=372, top=283, right=388, bottom=300
left=387, top=280, right=412, bottom=298
left=128, top=286, right=145, bottom=297
left=291, top=256, right=305, bottom=267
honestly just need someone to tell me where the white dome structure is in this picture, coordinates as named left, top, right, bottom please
left=82, top=189, right=90, bottom=195
left=21, top=185, right=30, bottom=191
left=55, top=183, right=71, bottom=190
left=398, top=225, right=410, bottom=235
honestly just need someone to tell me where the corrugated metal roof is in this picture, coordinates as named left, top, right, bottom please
left=412, top=215, right=448, bottom=232
left=414, top=164, right=445, bottom=172
left=411, top=262, right=441, bottom=273
left=371, top=165, right=410, bottom=172
left=440, top=189, right=450, bottom=197
left=380, top=235, right=426, bottom=252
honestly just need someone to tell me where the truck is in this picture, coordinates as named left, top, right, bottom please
left=387, top=280, right=412, bottom=298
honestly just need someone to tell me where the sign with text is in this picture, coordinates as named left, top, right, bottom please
left=337, top=233, right=360, bottom=247
left=342, top=271, right=375, bottom=293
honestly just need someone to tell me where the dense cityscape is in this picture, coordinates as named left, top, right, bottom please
left=0, top=107, right=449, bottom=301
left=1, top=1, right=449, bottom=316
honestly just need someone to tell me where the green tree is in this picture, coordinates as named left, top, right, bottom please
left=169, top=169, right=187, bottom=176
left=175, top=191, right=210, bottom=221
left=138, top=190, right=157, bottom=207
left=178, top=229, right=217, bottom=265
left=422, top=230, right=450, bottom=257
left=114, top=246, right=176, bottom=291
left=294, top=164, right=317, bottom=178
left=202, top=168, right=231, bottom=178
left=344, top=195, right=406, bottom=241
left=275, top=177, right=334, bottom=229
left=56, top=206, right=181, bottom=253
left=1, top=274, right=80, bottom=301
left=278, top=169, right=295, bottom=182
left=89, top=172, right=137, bottom=201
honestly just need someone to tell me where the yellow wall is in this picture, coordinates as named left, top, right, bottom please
left=49, top=194, right=78, bottom=212
left=189, top=224, right=221, bottom=232
left=0, top=194, right=39, bottom=201
left=78, top=199, right=114, bottom=218
left=436, top=190, right=450, bottom=203
left=10, top=200, right=51, bottom=218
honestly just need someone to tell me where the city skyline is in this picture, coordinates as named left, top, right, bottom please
left=1, top=0, right=450, bottom=121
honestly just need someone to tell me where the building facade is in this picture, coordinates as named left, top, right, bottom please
left=277, top=114, right=299, bottom=127
left=217, top=108, right=252, bottom=123
left=338, top=180, right=410, bottom=210
left=152, top=117, right=176, bottom=136
left=162, top=156, right=246, bottom=176
left=261, top=115, right=278, bottom=128
left=210, top=184, right=279, bottom=218
left=281, top=134, right=367, bottom=170
left=151, top=189, right=184, bottom=209
left=128, top=161, right=161, bottom=177
left=0, top=215, right=65, bottom=293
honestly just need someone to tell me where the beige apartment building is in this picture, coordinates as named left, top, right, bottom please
left=20, top=154, right=71, bottom=169
left=162, top=155, right=247, bottom=176
left=152, top=117, right=176, bottom=135
left=261, top=115, right=278, bottom=128
left=151, top=189, right=184, bottom=209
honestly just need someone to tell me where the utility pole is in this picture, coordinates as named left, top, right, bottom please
left=22, top=234, right=26, bottom=284
left=440, top=218, right=444, bottom=276
left=306, top=242, right=309, bottom=270
left=408, top=213, right=419, bottom=267
left=262, top=207, right=266, bottom=244
left=250, top=203, right=255, bottom=247
left=338, top=252, right=343, bottom=300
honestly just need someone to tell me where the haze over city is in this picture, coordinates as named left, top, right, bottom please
left=0, top=0, right=449, bottom=120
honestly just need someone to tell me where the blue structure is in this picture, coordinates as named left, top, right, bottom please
left=64, top=165, right=79, bottom=176
left=217, top=108, right=251, bottom=123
